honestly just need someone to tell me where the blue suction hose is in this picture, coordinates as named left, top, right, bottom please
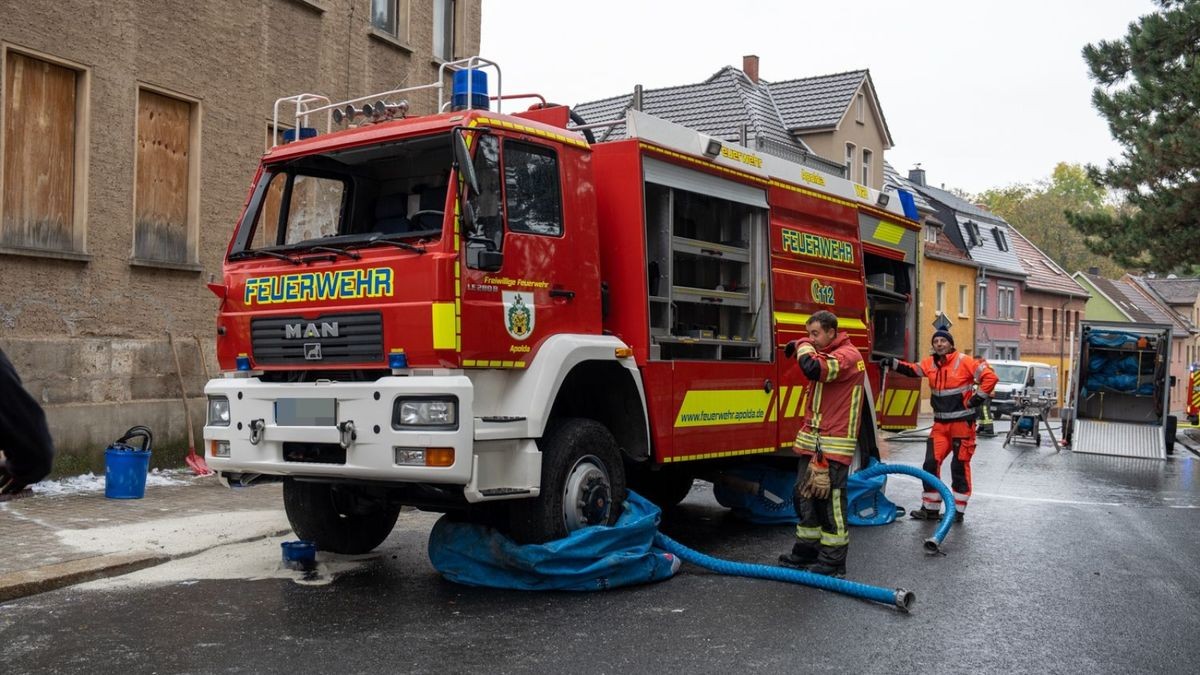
left=654, top=532, right=916, bottom=611
left=854, top=462, right=956, bottom=553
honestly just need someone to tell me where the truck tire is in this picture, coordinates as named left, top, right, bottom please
left=1166, top=415, right=1177, bottom=456
left=283, top=480, right=401, bottom=554
left=627, top=463, right=693, bottom=511
left=508, top=418, right=626, bottom=544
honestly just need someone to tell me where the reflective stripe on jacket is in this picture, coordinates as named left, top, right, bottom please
left=894, top=351, right=998, bottom=422
left=793, top=332, right=866, bottom=465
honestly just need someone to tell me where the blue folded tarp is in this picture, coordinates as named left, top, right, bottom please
left=712, top=461, right=899, bottom=527
left=427, top=491, right=680, bottom=591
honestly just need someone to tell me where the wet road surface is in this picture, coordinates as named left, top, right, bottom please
left=3, top=424, right=1200, bottom=673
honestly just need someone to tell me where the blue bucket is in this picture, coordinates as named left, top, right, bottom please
left=281, top=540, right=318, bottom=569
left=104, top=426, right=153, bottom=499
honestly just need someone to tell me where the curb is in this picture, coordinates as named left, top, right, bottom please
left=0, top=553, right=166, bottom=603
left=0, top=527, right=293, bottom=604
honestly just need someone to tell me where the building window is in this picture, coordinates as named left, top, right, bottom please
left=997, top=286, right=1015, bottom=319
left=924, top=224, right=938, bottom=244
left=844, top=143, right=855, bottom=181
left=861, top=148, right=872, bottom=186
left=856, top=92, right=865, bottom=123
left=371, top=0, right=409, bottom=41
left=1052, top=308, right=1058, bottom=338
left=133, top=87, right=199, bottom=264
left=433, top=0, right=457, bottom=61
left=992, top=227, right=1009, bottom=251
left=964, top=220, right=982, bottom=247
left=1, top=49, right=89, bottom=254
left=936, top=281, right=945, bottom=313
left=1037, top=307, right=1044, bottom=336
left=978, top=283, right=988, bottom=317
left=1027, top=306, right=1034, bottom=337
left=959, top=285, right=968, bottom=317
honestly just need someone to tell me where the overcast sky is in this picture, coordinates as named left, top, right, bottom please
left=481, top=0, right=1156, bottom=195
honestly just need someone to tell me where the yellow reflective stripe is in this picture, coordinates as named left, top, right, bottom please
left=798, top=387, right=810, bottom=418
left=825, top=355, right=840, bottom=382
left=796, top=525, right=821, bottom=541
left=822, top=488, right=849, bottom=546
left=812, top=381, right=824, bottom=413
left=873, top=220, right=905, bottom=245
left=797, top=343, right=817, bottom=356
left=769, top=387, right=788, bottom=423
left=775, top=312, right=867, bottom=330
left=431, top=302, right=456, bottom=349
left=787, top=384, right=804, bottom=418
left=848, top=385, right=862, bottom=436
left=796, top=432, right=856, bottom=448
left=662, top=446, right=776, bottom=463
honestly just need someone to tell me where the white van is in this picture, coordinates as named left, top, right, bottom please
left=988, top=360, right=1059, bottom=418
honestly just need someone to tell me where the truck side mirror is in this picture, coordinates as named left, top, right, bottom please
left=453, top=130, right=479, bottom=196
left=466, top=239, right=502, bottom=272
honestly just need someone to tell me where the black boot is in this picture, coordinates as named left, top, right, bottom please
left=805, top=562, right=846, bottom=578
left=955, top=510, right=964, bottom=523
left=909, top=507, right=941, bottom=520
left=778, top=542, right=819, bottom=569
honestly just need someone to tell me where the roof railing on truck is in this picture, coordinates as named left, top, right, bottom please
left=270, top=56, right=502, bottom=147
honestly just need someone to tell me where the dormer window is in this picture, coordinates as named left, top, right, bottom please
left=925, top=224, right=938, bottom=244
left=992, top=227, right=1010, bottom=251
left=964, top=221, right=982, bottom=247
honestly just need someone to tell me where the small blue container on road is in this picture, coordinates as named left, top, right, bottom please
left=104, top=426, right=153, bottom=499
left=281, top=540, right=318, bottom=569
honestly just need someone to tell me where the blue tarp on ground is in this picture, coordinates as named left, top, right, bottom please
left=427, top=491, right=680, bottom=591
left=711, top=461, right=900, bottom=527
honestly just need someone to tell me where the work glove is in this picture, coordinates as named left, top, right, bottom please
left=878, top=356, right=897, bottom=370
left=784, top=341, right=797, bottom=360
left=967, top=393, right=987, bottom=408
left=799, top=460, right=832, bottom=500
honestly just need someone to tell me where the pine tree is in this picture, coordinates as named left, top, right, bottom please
left=1067, top=0, right=1200, bottom=271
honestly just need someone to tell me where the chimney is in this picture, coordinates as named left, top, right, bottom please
left=908, top=166, right=926, bottom=186
left=743, top=55, right=759, bottom=84
left=1087, top=267, right=1100, bottom=275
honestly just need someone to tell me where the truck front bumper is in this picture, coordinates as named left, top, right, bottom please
left=202, top=375, right=475, bottom=486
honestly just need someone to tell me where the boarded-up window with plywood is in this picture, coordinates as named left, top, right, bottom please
left=2, top=52, right=78, bottom=251
left=135, top=90, right=192, bottom=262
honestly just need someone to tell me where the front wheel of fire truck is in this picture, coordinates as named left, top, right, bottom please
left=508, top=418, right=627, bottom=544
left=283, top=480, right=401, bottom=554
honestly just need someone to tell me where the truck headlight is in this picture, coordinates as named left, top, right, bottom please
left=393, top=398, right=457, bottom=429
left=207, top=396, right=231, bottom=426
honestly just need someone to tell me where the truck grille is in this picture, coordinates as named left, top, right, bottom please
left=251, top=312, right=383, bottom=365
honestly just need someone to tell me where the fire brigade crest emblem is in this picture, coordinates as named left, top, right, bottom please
left=503, top=291, right=535, bottom=341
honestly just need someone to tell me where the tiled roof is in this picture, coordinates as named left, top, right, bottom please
left=1144, top=277, right=1200, bottom=305
left=1125, top=276, right=1194, bottom=336
left=1008, top=226, right=1089, bottom=298
left=910, top=183, right=1025, bottom=277
left=768, top=70, right=868, bottom=130
left=572, top=67, right=804, bottom=151
left=1079, top=273, right=1156, bottom=323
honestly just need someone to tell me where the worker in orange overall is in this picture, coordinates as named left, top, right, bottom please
left=778, top=310, right=866, bottom=578
left=882, top=329, right=997, bottom=522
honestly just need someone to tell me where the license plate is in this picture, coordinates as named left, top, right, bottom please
left=276, top=398, right=337, bottom=427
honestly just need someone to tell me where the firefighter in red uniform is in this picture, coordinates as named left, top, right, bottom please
left=882, top=329, right=997, bottom=522
left=778, top=311, right=866, bottom=578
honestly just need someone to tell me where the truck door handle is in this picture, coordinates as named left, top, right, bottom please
left=550, top=288, right=575, bottom=301
left=764, top=379, right=773, bottom=394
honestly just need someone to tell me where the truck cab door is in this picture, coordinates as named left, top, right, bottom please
left=459, top=133, right=597, bottom=369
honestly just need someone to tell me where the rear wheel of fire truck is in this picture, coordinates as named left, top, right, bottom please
left=1166, top=415, right=1177, bottom=456
left=283, top=480, right=401, bottom=554
left=508, top=418, right=626, bottom=544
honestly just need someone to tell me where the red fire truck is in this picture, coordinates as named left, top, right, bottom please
left=202, top=58, right=922, bottom=552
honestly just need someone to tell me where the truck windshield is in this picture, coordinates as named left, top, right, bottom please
left=234, top=133, right=453, bottom=255
left=992, top=364, right=1029, bottom=385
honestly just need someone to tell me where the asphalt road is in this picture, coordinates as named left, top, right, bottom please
left=3, top=424, right=1200, bottom=674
